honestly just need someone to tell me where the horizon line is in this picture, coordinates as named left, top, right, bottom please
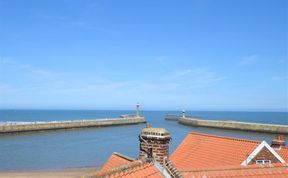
left=0, top=108, right=287, bottom=113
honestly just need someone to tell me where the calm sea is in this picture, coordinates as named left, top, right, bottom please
left=0, top=110, right=287, bottom=171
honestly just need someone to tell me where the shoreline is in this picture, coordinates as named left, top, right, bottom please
left=0, top=167, right=100, bottom=178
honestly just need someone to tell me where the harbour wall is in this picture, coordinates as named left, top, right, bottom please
left=0, top=117, right=146, bottom=134
left=164, top=115, right=179, bottom=121
left=179, top=117, right=288, bottom=134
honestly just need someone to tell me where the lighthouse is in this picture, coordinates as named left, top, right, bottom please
left=136, top=103, right=140, bottom=118
left=182, top=109, right=186, bottom=118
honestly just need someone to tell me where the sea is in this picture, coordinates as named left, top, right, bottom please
left=0, top=110, right=287, bottom=171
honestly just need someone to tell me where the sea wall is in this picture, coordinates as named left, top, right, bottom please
left=164, top=115, right=179, bottom=121
left=0, top=117, right=146, bottom=134
left=179, top=117, right=288, bottom=134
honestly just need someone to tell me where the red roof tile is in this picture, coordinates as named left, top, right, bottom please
left=109, top=162, right=164, bottom=178
left=86, top=131, right=288, bottom=178
left=182, top=163, right=288, bottom=178
left=170, top=132, right=288, bottom=172
left=278, top=146, right=288, bottom=163
left=91, top=160, right=164, bottom=178
left=102, top=152, right=134, bottom=171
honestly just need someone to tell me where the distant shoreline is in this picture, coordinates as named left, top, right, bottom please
left=0, top=166, right=99, bottom=178
left=0, top=109, right=287, bottom=112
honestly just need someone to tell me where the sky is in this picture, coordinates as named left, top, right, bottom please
left=0, top=0, right=287, bottom=111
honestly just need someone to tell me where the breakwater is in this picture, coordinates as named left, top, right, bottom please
left=165, top=114, right=202, bottom=121
left=0, top=117, right=146, bottom=134
left=164, top=114, right=179, bottom=121
left=178, top=117, right=288, bottom=134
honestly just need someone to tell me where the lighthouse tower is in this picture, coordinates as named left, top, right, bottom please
left=182, top=109, right=186, bottom=118
left=136, top=103, right=140, bottom=118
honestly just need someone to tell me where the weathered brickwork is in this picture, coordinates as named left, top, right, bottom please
left=249, top=147, right=280, bottom=165
left=138, top=127, right=171, bottom=166
left=139, top=136, right=171, bottom=165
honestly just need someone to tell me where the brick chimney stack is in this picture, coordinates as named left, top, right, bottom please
left=271, top=135, right=285, bottom=150
left=138, top=126, right=171, bottom=166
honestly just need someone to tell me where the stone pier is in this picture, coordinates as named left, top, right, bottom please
left=0, top=117, right=146, bottom=134
left=179, top=117, right=288, bottom=134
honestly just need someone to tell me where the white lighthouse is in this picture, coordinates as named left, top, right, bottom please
left=182, top=109, right=186, bottom=118
left=136, top=103, right=140, bottom=117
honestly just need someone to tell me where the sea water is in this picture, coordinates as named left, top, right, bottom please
left=0, top=110, right=287, bottom=171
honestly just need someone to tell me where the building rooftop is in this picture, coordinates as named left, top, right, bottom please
left=183, top=163, right=288, bottom=178
left=101, top=152, right=135, bottom=171
left=170, top=132, right=288, bottom=172
left=83, top=131, right=288, bottom=178
left=106, top=162, right=164, bottom=178
left=277, top=146, right=288, bottom=162
left=89, top=159, right=165, bottom=178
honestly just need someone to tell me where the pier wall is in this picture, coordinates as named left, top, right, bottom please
left=0, top=117, right=146, bottom=134
left=164, top=115, right=179, bottom=121
left=179, top=117, right=288, bottom=134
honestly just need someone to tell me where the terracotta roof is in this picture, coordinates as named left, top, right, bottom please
left=107, top=162, right=164, bottom=178
left=90, top=160, right=164, bottom=178
left=182, top=163, right=288, bottom=178
left=83, top=131, right=288, bottom=178
left=102, top=152, right=134, bottom=171
left=170, top=132, right=288, bottom=172
left=278, top=146, right=288, bottom=163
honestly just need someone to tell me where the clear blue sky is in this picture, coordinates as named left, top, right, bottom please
left=0, top=0, right=287, bottom=111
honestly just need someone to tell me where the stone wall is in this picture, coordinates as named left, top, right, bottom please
left=179, top=117, right=288, bottom=134
left=0, top=117, right=146, bottom=134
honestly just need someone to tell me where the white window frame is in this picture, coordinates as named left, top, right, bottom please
left=256, top=160, right=271, bottom=164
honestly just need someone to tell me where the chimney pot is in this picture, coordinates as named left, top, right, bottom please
left=138, top=127, right=171, bottom=166
left=271, top=135, right=285, bottom=150
left=277, top=135, right=285, bottom=141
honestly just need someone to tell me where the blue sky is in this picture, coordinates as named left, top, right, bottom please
left=0, top=0, right=287, bottom=111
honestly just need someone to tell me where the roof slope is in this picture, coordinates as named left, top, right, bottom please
left=170, top=132, right=261, bottom=171
left=90, top=160, right=164, bottom=178
left=107, top=162, right=164, bottom=178
left=183, top=163, right=288, bottom=178
left=278, top=146, right=288, bottom=162
left=171, top=132, right=288, bottom=172
left=102, top=152, right=134, bottom=171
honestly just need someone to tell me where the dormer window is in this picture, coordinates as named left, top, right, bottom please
left=256, top=160, right=271, bottom=164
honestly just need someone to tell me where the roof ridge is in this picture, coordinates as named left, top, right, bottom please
left=112, top=152, right=135, bottom=161
left=188, top=132, right=261, bottom=143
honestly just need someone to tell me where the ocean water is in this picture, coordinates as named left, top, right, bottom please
left=0, top=110, right=287, bottom=171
